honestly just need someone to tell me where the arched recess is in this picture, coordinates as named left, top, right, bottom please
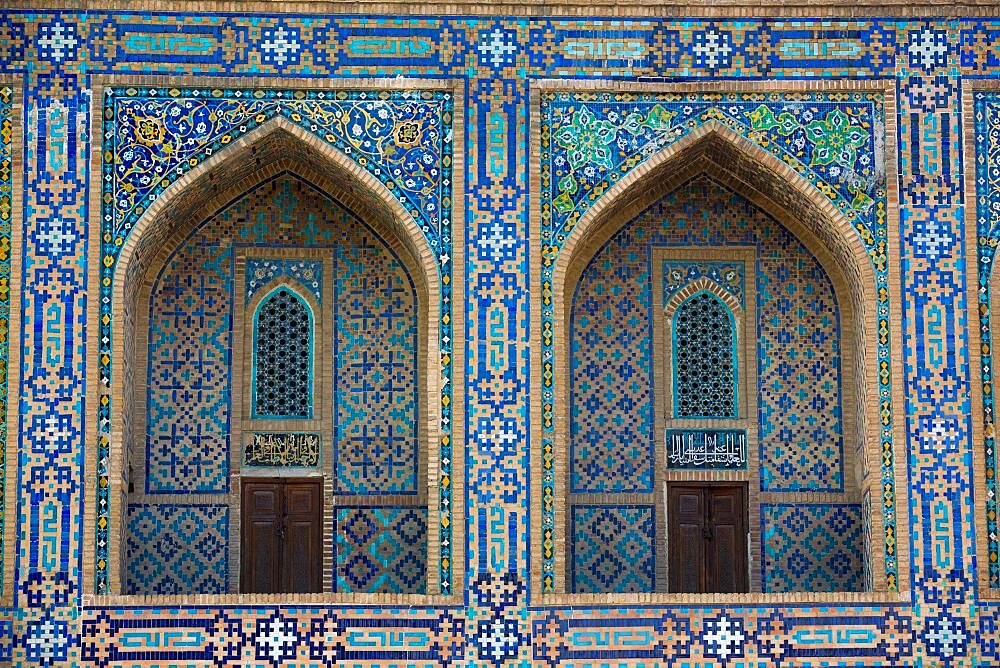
left=538, top=120, right=907, bottom=598
left=90, top=116, right=457, bottom=600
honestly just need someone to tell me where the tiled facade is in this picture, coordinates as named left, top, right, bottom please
left=1, top=4, right=999, bottom=666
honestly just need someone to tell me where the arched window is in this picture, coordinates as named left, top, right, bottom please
left=252, top=287, right=314, bottom=419
left=672, top=291, right=738, bottom=419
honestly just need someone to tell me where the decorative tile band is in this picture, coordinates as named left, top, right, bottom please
left=0, top=86, right=11, bottom=599
left=974, top=91, right=1000, bottom=589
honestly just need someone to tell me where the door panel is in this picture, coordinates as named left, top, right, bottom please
left=668, top=484, right=748, bottom=593
left=242, top=483, right=281, bottom=594
left=669, top=487, right=706, bottom=593
left=706, top=486, right=747, bottom=593
left=241, top=479, right=322, bottom=594
left=282, top=483, right=322, bottom=593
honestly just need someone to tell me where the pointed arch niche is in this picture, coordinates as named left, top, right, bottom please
left=531, top=88, right=908, bottom=605
left=87, top=110, right=463, bottom=604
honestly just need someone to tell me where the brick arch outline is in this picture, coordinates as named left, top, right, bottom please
left=88, top=113, right=461, bottom=602
left=536, top=118, right=908, bottom=600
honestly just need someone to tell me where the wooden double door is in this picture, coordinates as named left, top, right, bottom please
left=667, top=484, right=748, bottom=593
left=241, top=479, right=322, bottom=594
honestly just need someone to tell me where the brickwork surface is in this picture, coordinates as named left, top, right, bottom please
left=0, top=8, right=997, bottom=667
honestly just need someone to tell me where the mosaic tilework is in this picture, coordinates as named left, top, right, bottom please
left=568, top=245, right=653, bottom=493
left=761, top=504, right=864, bottom=593
left=245, top=258, right=323, bottom=305
left=124, top=504, right=229, bottom=595
left=532, top=606, right=915, bottom=666
left=0, top=85, right=11, bottom=599
left=663, top=259, right=745, bottom=306
left=81, top=607, right=468, bottom=665
left=145, top=237, right=232, bottom=493
left=16, top=68, right=90, bottom=665
left=103, top=89, right=452, bottom=249
left=570, top=505, right=656, bottom=594
left=757, top=249, right=845, bottom=492
left=973, top=91, right=1000, bottom=589
left=897, top=70, right=971, bottom=664
left=569, top=175, right=844, bottom=492
left=335, top=227, right=418, bottom=495
left=542, top=91, right=892, bottom=592
left=335, top=507, right=427, bottom=594
left=542, top=95, right=883, bottom=248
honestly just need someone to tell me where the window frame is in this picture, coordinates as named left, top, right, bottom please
left=249, top=283, right=319, bottom=421
left=231, top=247, right=333, bottom=593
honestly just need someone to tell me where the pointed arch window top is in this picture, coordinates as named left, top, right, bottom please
left=246, top=258, right=323, bottom=305
left=672, top=291, right=738, bottom=419
left=252, top=286, right=314, bottom=419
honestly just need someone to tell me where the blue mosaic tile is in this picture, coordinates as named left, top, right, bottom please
left=571, top=505, right=656, bottom=593
left=1, top=10, right=995, bottom=666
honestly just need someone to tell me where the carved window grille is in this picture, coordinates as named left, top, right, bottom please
left=253, top=287, right=313, bottom=419
left=672, top=292, right=737, bottom=418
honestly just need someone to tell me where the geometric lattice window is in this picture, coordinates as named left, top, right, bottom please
left=672, top=291, right=737, bottom=418
left=253, top=287, right=313, bottom=418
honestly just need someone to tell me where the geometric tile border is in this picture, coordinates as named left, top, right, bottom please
left=971, top=88, right=1000, bottom=591
left=0, top=84, right=11, bottom=601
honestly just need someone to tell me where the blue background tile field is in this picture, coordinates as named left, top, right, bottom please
left=0, top=9, right=998, bottom=666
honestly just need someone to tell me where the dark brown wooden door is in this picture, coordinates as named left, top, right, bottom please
left=241, top=479, right=322, bottom=594
left=668, top=484, right=748, bottom=593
